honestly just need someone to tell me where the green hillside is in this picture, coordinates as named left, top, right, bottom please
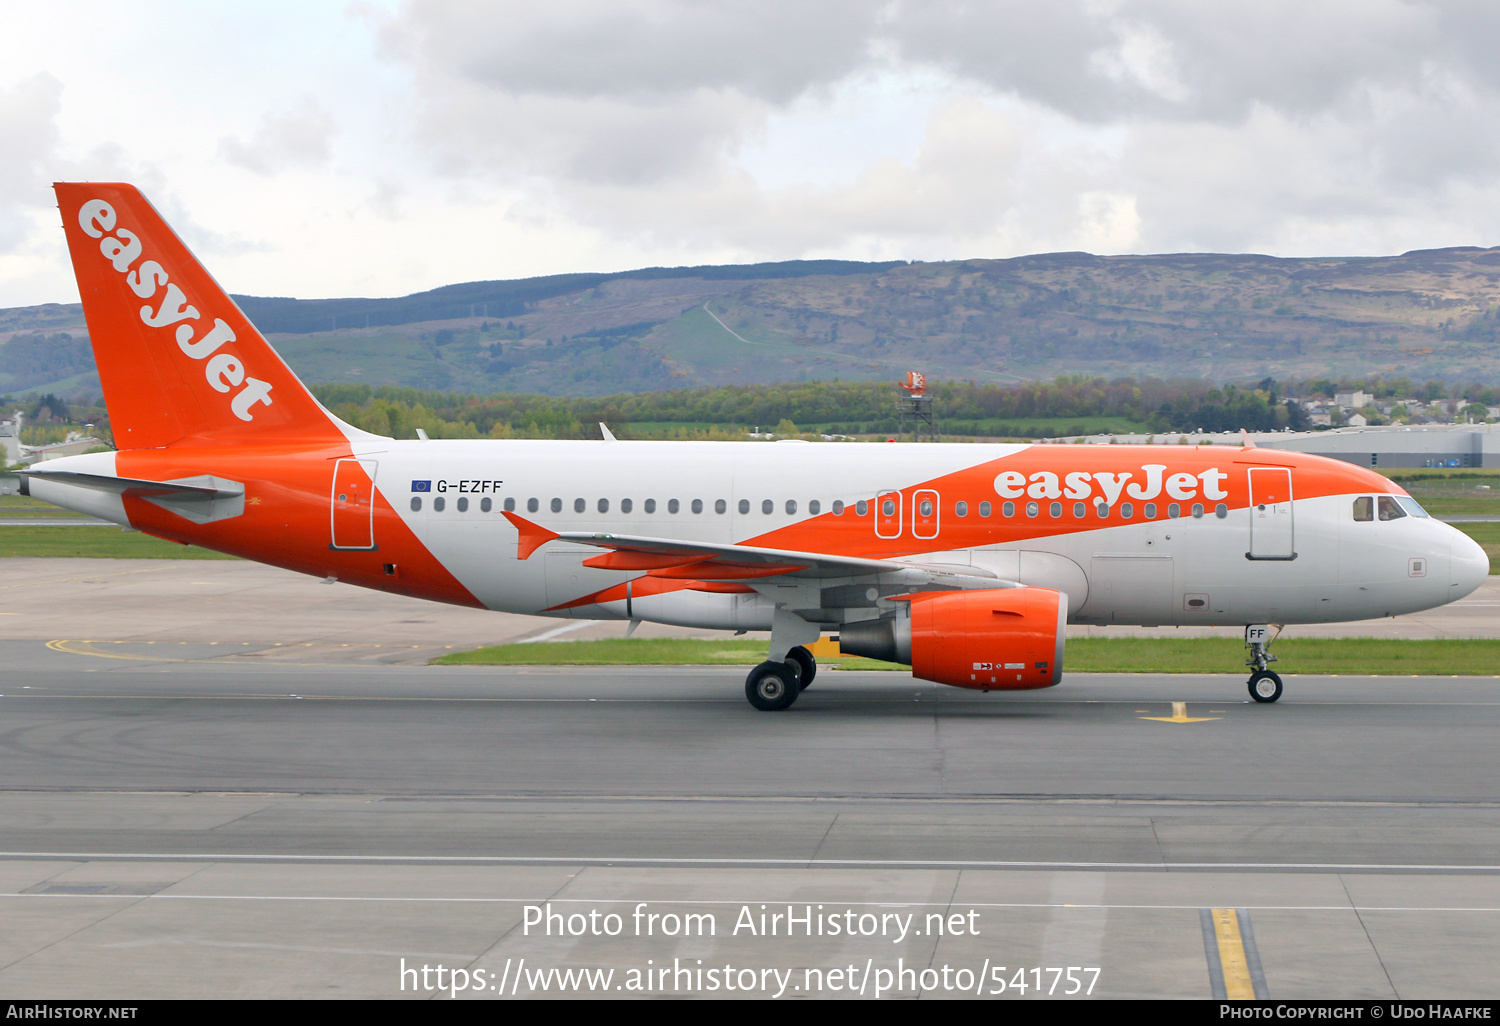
left=5, top=246, right=1500, bottom=398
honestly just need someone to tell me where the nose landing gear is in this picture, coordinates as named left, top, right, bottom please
left=1248, top=670, right=1283, bottom=703
left=1245, top=624, right=1284, bottom=703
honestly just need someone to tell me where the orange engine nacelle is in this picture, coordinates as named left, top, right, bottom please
left=907, top=587, right=1066, bottom=690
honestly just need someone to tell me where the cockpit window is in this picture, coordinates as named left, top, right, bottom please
left=1377, top=495, right=1407, bottom=521
left=1352, top=496, right=1373, bottom=522
left=1394, top=495, right=1430, bottom=519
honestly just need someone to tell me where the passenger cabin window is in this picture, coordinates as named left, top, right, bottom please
left=856, top=500, right=868, bottom=516
left=434, top=497, right=446, bottom=512
left=762, top=499, right=774, bottom=514
left=527, top=498, right=538, bottom=513
left=955, top=500, right=968, bottom=517
left=1120, top=502, right=1133, bottom=519
left=786, top=500, right=798, bottom=514
left=715, top=499, right=726, bottom=514
left=1144, top=502, right=1156, bottom=519
left=882, top=498, right=897, bottom=517
left=597, top=498, right=609, bottom=513
left=809, top=500, right=821, bottom=515
left=1377, top=496, right=1407, bottom=521
left=1191, top=503, right=1204, bottom=518
left=550, top=498, right=562, bottom=513
left=739, top=499, right=751, bottom=514
left=982, top=502, right=994, bottom=517
left=502, top=497, right=513, bottom=512
left=1095, top=503, right=1110, bottom=518
left=621, top=498, right=632, bottom=513
left=410, top=497, right=421, bottom=512
left=832, top=500, right=845, bottom=515
left=691, top=499, right=703, bottom=514
left=645, top=499, right=656, bottom=513
left=457, top=497, right=469, bottom=512
left=668, top=499, right=680, bottom=514
left=1215, top=503, right=1228, bottom=519
left=574, top=498, right=586, bottom=513
left=483, top=497, right=494, bottom=512
left=1025, top=501, right=1039, bottom=517
left=1049, top=502, right=1061, bottom=518
left=1168, top=502, right=1180, bottom=519
left=1073, top=502, right=1085, bottom=518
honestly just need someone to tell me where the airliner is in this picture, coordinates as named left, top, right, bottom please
left=21, top=183, right=1491, bottom=710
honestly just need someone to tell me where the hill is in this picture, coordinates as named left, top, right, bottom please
left=3, top=247, right=1499, bottom=399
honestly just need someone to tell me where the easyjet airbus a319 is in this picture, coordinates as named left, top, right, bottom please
left=21, top=184, right=1490, bottom=709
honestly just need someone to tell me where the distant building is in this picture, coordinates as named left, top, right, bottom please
left=0, top=416, right=19, bottom=465
left=22, top=437, right=109, bottom=464
left=1334, top=390, right=1374, bottom=409
left=1259, top=424, right=1499, bottom=468
left=1346, top=413, right=1368, bottom=427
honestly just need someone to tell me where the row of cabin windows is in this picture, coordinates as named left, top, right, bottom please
left=407, top=494, right=1230, bottom=520
left=408, top=495, right=859, bottom=515
left=958, top=499, right=1228, bottom=520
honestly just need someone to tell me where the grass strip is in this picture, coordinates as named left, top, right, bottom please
left=432, top=636, right=1500, bottom=675
left=0, top=525, right=239, bottom=559
left=1452, top=522, right=1500, bottom=568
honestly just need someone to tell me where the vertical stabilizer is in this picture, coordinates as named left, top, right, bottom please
left=55, top=183, right=344, bottom=449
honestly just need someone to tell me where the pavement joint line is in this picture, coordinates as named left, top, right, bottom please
left=13, top=693, right=1500, bottom=704
left=4, top=894, right=1500, bottom=913
left=4, top=852, right=1500, bottom=871
left=4, top=790, right=1500, bottom=807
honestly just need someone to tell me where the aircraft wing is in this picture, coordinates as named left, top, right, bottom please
left=502, top=511, right=1014, bottom=588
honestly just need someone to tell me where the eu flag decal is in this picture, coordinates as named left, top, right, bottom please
left=411, top=480, right=432, bottom=492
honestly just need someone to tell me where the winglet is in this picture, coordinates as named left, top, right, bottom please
left=502, top=511, right=560, bottom=560
left=1240, top=429, right=1256, bottom=449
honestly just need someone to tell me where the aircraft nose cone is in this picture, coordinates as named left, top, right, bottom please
left=1450, top=528, right=1490, bottom=601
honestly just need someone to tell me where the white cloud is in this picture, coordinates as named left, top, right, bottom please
left=0, top=73, right=62, bottom=252
left=4, top=0, right=1500, bottom=308
left=220, top=99, right=336, bottom=176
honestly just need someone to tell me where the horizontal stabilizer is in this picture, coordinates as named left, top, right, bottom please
left=20, top=469, right=245, bottom=525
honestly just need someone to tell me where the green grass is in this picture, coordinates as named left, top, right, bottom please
left=432, top=636, right=1500, bottom=675
left=0, top=525, right=239, bottom=559
left=1418, top=499, right=1500, bottom=515
left=1453, top=522, right=1500, bottom=568
left=0, top=495, right=94, bottom=518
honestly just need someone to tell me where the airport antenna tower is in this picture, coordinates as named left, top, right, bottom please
left=895, top=371, right=939, bottom=442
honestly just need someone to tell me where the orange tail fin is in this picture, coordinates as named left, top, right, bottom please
left=55, top=182, right=346, bottom=449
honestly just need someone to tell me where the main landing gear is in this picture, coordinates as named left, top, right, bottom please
left=745, top=645, right=816, bottom=711
left=1245, top=624, right=1283, bottom=703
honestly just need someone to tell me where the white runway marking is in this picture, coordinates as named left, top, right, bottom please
left=4, top=852, right=1500, bottom=872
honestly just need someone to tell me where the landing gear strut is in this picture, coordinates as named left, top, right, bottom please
left=1245, top=624, right=1283, bottom=703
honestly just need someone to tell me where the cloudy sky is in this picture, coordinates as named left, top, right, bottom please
left=2, top=0, right=1499, bottom=306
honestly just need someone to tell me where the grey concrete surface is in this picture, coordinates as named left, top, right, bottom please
left=0, top=557, right=752, bottom=665
left=3, top=559, right=1500, bottom=999
left=2, top=559, right=1498, bottom=658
